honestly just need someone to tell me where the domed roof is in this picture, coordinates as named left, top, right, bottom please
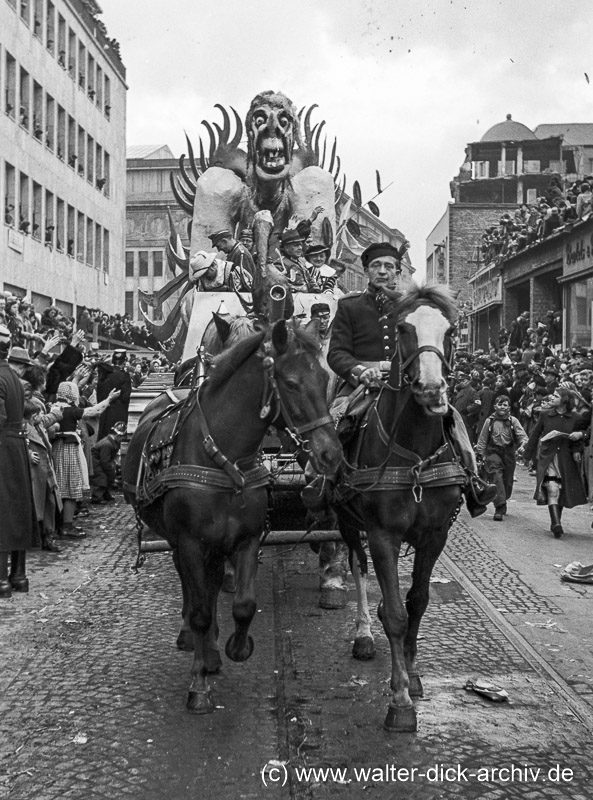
left=480, top=114, right=537, bottom=143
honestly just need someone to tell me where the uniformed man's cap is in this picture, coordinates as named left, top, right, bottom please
left=111, top=422, right=127, bottom=435
left=361, top=242, right=401, bottom=268
left=310, top=303, right=331, bottom=317
left=112, top=349, right=127, bottom=364
left=208, top=229, right=232, bottom=246
left=306, top=243, right=330, bottom=258
left=280, top=229, right=305, bottom=246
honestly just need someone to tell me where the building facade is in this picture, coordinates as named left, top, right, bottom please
left=125, top=146, right=413, bottom=323
left=1, top=0, right=127, bottom=319
left=428, top=115, right=593, bottom=350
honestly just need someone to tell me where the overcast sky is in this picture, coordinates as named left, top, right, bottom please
left=98, top=0, right=592, bottom=275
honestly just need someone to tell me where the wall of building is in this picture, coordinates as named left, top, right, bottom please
left=426, top=203, right=514, bottom=305
left=0, top=0, right=126, bottom=317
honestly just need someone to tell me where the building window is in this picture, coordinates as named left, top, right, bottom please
left=139, top=251, right=149, bottom=277
left=56, top=197, right=65, bottom=251
left=19, top=67, right=30, bottom=129
left=125, top=292, right=134, bottom=319
left=45, top=93, right=55, bottom=150
left=95, top=223, right=102, bottom=267
left=45, top=190, right=55, bottom=247
left=125, top=251, right=135, bottom=277
left=86, top=217, right=93, bottom=264
left=4, top=163, right=16, bottom=226
left=77, top=211, right=85, bottom=260
left=32, top=181, right=42, bottom=240
left=5, top=52, right=16, bottom=118
left=19, top=172, right=30, bottom=234
left=46, top=2, right=55, bottom=54
left=67, top=204, right=75, bottom=256
left=103, top=229, right=109, bottom=272
left=153, top=251, right=163, bottom=276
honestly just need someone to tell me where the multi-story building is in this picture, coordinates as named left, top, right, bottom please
left=1, top=0, right=126, bottom=319
left=427, top=115, right=593, bottom=350
left=125, top=145, right=413, bottom=323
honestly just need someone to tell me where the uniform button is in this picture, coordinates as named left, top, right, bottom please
left=384, top=335, right=389, bottom=340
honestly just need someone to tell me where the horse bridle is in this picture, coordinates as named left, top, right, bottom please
left=394, top=339, right=455, bottom=392
left=258, top=348, right=332, bottom=455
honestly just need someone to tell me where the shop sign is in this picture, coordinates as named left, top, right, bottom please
left=473, top=274, right=502, bottom=310
left=7, top=229, right=24, bottom=253
left=564, top=232, right=593, bottom=275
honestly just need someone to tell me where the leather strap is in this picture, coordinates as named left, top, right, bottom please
left=136, top=463, right=270, bottom=506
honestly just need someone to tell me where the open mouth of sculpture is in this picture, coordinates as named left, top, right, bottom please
left=258, top=141, right=288, bottom=174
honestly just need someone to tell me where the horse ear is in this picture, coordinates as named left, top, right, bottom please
left=212, top=312, right=231, bottom=344
left=271, top=319, right=288, bottom=355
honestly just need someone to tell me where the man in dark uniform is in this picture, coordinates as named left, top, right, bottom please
left=0, top=325, right=36, bottom=598
left=274, top=229, right=320, bottom=292
left=326, top=241, right=496, bottom=517
left=96, top=349, right=132, bottom=440
left=208, top=229, right=254, bottom=291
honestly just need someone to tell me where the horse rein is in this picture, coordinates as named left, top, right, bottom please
left=349, top=329, right=456, bottom=499
left=258, top=348, right=332, bottom=456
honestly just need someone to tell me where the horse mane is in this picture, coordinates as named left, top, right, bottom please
left=206, top=321, right=320, bottom=389
left=286, top=320, right=323, bottom=358
left=207, top=330, right=266, bottom=388
left=386, top=283, right=458, bottom=325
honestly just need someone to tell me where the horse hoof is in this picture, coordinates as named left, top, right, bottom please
left=319, top=586, right=347, bottom=609
left=187, top=689, right=215, bottom=714
left=383, top=705, right=417, bottom=733
left=221, top=574, right=236, bottom=593
left=408, top=674, right=424, bottom=698
left=352, top=636, right=375, bottom=660
left=176, top=630, right=194, bottom=651
left=225, top=634, right=254, bottom=662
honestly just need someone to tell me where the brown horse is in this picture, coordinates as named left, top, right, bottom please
left=335, top=285, right=466, bottom=732
left=124, top=319, right=341, bottom=714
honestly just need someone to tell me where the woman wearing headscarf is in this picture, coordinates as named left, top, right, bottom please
left=52, top=381, right=120, bottom=537
left=520, top=387, right=589, bottom=538
left=24, top=396, right=63, bottom=552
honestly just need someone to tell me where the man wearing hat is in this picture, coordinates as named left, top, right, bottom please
left=325, top=241, right=496, bottom=517
left=96, top=350, right=132, bottom=440
left=208, top=229, right=254, bottom=291
left=274, top=229, right=320, bottom=292
left=0, top=325, right=36, bottom=598
left=239, top=228, right=254, bottom=253
left=7, top=346, right=32, bottom=377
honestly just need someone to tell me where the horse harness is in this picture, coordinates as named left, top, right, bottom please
left=335, top=328, right=467, bottom=507
left=131, top=346, right=331, bottom=509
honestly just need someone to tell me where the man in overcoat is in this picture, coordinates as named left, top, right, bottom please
left=96, top=350, right=132, bottom=439
left=326, top=242, right=496, bottom=517
left=0, top=325, right=36, bottom=597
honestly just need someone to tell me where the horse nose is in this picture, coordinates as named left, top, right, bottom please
left=412, top=376, right=447, bottom=397
left=314, top=438, right=342, bottom=475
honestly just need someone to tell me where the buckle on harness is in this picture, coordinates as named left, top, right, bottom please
left=412, top=484, right=423, bottom=503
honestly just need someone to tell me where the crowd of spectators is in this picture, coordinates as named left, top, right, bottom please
left=451, top=312, right=592, bottom=452
left=480, top=176, right=593, bottom=265
left=0, top=293, right=164, bottom=352
left=0, top=291, right=171, bottom=384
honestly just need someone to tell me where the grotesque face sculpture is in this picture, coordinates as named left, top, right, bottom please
left=246, top=91, right=301, bottom=183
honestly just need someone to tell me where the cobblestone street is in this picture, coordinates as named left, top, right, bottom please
left=1, top=467, right=593, bottom=800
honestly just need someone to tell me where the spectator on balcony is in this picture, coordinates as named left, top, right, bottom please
left=576, top=182, right=592, bottom=221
